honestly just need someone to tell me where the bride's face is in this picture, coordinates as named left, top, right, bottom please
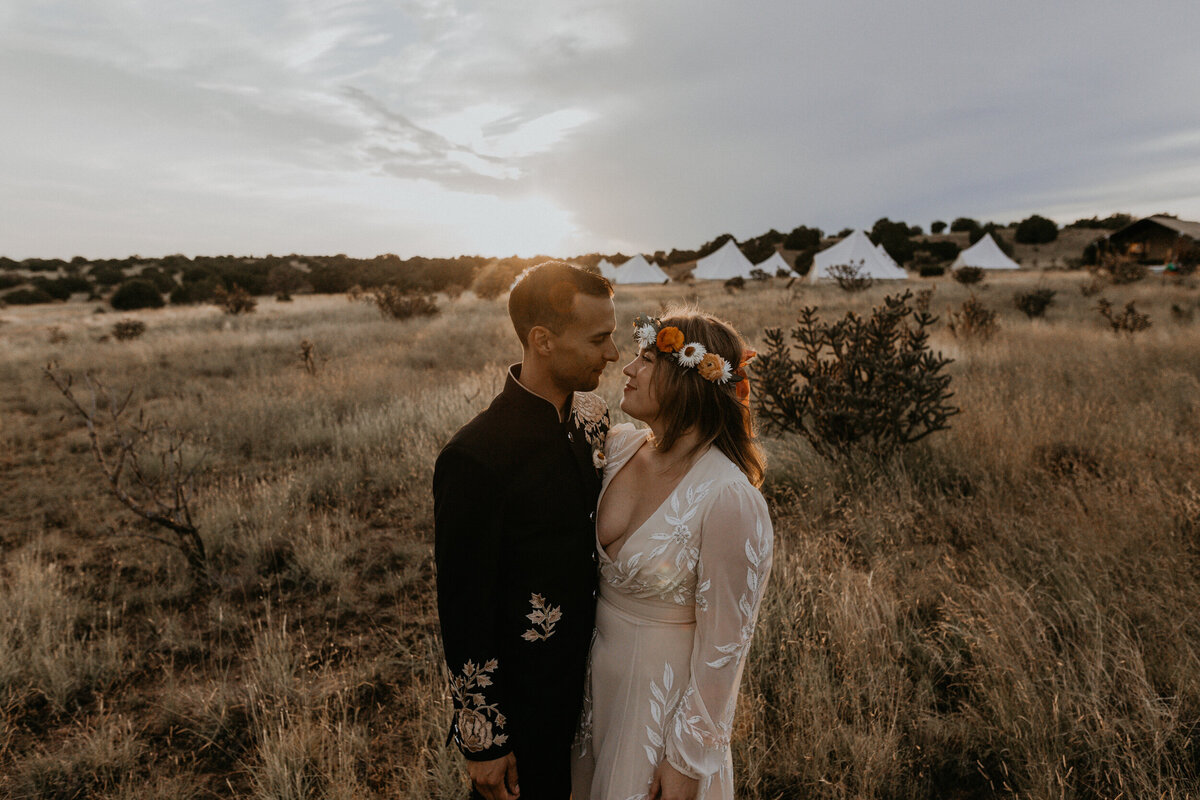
left=620, top=347, right=661, bottom=423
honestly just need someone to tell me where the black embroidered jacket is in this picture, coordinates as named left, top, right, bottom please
left=433, top=365, right=608, bottom=765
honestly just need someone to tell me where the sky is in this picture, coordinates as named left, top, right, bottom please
left=2, top=0, right=1200, bottom=260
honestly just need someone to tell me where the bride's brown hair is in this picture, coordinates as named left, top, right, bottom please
left=650, top=309, right=766, bottom=487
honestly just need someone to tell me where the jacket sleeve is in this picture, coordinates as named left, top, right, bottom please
left=433, top=443, right=514, bottom=761
left=664, top=483, right=773, bottom=779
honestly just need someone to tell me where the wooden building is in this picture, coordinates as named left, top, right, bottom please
left=1105, top=215, right=1200, bottom=263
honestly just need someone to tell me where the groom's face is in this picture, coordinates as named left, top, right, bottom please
left=547, top=293, right=619, bottom=392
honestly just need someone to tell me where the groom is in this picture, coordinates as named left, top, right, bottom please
left=434, top=261, right=618, bottom=799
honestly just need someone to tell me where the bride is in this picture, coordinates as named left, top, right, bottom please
left=572, top=309, right=774, bottom=800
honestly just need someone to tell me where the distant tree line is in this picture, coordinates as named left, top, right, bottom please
left=0, top=211, right=1146, bottom=307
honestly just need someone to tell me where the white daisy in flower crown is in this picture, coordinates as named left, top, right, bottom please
left=675, top=341, right=707, bottom=368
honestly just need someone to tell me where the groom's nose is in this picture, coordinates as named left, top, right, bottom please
left=602, top=336, right=619, bottom=363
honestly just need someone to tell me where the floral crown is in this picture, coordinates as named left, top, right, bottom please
left=633, top=314, right=757, bottom=405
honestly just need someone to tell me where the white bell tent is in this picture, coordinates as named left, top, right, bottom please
left=809, top=230, right=908, bottom=282
left=596, top=258, right=618, bottom=282
left=951, top=233, right=1020, bottom=270
left=692, top=239, right=755, bottom=281
left=755, top=251, right=793, bottom=277
left=614, top=254, right=669, bottom=284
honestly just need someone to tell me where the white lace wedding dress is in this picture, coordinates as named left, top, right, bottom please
left=571, top=423, right=773, bottom=800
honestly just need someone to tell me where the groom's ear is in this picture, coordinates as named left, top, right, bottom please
left=528, top=325, right=554, bottom=356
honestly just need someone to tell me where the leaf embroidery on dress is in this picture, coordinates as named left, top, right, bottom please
left=521, top=593, right=562, bottom=642
left=644, top=479, right=714, bottom=594
left=573, top=626, right=599, bottom=755
left=645, top=662, right=681, bottom=767
left=705, top=516, right=771, bottom=669
left=449, top=659, right=508, bottom=752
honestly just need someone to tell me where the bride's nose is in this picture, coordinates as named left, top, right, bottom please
left=622, top=358, right=637, bottom=378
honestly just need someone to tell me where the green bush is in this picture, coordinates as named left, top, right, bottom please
left=170, top=278, right=218, bottom=304
left=137, top=267, right=176, bottom=293
left=870, top=218, right=915, bottom=264
left=33, top=276, right=90, bottom=300
left=791, top=247, right=816, bottom=276
left=89, top=265, right=125, bottom=286
left=471, top=261, right=523, bottom=300
left=1067, top=213, right=1133, bottom=230
left=950, top=217, right=980, bottom=234
left=920, top=240, right=961, bottom=262
left=755, top=290, right=958, bottom=461
left=0, top=274, right=25, bottom=290
left=919, top=263, right=946, bottom=277
left=783, top=225, right=822, bottom=251
left=3, top=287, right=56, bottom=305
left=930, top=220, right=947, bottom=234
left=110, top=279, right=164, bottom=310
left=1015, top=214, right=1059, bottom=244
left=953, top=266, right=985, bottom=286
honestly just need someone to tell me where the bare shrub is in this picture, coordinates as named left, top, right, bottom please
left=111, top=319, right=147, bottom=341
left=749, top=268, right=771, bottom=282
left=829, top=261, right=874, bottom=292
left=952, top=266, right=985, bottom=286
left=1101, top=254, right=1148, bottom=285
left=723, top=275, right=745, bottom=292
left=755, top=290, right=958, bottom=461
left=47, top=326, right=69, bottom=344
left=1034, top=442, right=1102, bottom=478
left=213, top=285, right=257, bottom=315
left=299, top=339, right=318, bottom=376
left=1079, top=275, right=1105, bottom=297
left=947, top=295, right=998, bottom=341
left=365, top=285, right=439, bottom=320
left=1097, top=298, right=1151, bottom=335
left=1013, top=288, right=1056, bottom=319
left=43, top=368, right=211, bottom=584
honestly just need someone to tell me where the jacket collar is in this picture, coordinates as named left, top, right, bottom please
left=505, top=364, right=572, bottom=424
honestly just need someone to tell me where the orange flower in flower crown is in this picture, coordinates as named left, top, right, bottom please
left=656, top=326, right=685, bottom=354
left=696, top=352, right=728, bottom=382
left=733, top=348, right=757, bottom=407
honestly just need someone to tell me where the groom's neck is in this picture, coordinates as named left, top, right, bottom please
left=515, top=357, right=571, bottom=420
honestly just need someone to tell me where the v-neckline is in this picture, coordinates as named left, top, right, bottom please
left=596, top=434, right=710, bottom=564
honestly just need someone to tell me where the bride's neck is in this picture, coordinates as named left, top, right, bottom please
left=646, top=422, right=704, bottom=471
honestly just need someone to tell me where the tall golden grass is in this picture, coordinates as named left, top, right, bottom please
left=1, top=273, right=1198, bottom=798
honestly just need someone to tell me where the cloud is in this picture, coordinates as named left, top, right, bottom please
left=1, top=0, right=1199, bottom=258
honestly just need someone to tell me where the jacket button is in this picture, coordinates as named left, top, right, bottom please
left=567, top=431, right=574, bottom=442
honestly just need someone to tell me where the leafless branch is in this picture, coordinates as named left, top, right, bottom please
left=43, top=365, right=212, bottom=585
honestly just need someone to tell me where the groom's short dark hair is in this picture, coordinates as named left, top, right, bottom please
left=508, top=261, right=613, bottom=345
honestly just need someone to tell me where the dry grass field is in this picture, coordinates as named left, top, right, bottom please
left=2, top=270, right=1199, bottom=799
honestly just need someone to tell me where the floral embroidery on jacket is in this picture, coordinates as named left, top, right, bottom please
left=571, top=392, right=610, bottom=471
left=450, top=659, right=508, bottom=752
left=521, top=593, right=563, bottom=642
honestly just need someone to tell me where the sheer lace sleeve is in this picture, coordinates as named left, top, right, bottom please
left=665, top=481, right=773, bottom=779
